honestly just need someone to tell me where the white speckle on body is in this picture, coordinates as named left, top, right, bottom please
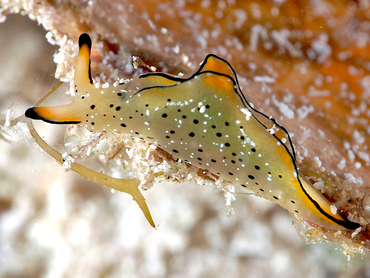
left=240, top=108, right=252, bottom=120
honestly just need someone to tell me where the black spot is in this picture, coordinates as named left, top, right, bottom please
left=177, top=109, right=181, bottom=112
left=193, top=119, right=199, bottom=124
left=231, top=153, right=236, bottom=157
left=90, top=105, right=95, bottom=110
left=241, top=184, right=247, bottom=187
left=206, top=104, right=210, bottom=109
left=86, top=114, right=89, bottom=116
left=291, top=200, right=295, bottom=204
left=129, top=116, right=133, bottom=119
left=173, top=149, right=179, bottom=153
left=211, top=159, right=216, bottom=163
left=216, top=132, right=222, bottom=137
left=255, top=165, right=260, bottom=170
left=212, top=125, right=216, bottom=129
left=182, top=115, right=187, bottom=119
left=273, top=196, right=279, bottom=200
left=255, top=182, right=259, bottom=185
left=225, top=122, right=229, bottom=126
left=162, top=113, right=167, bottom=118
left=240, top=126, right=244, bottom=129
left=198, top=149, right=203, bottom=152
left=225, top=143, right=230, bottom=147
left=231, top=160, right=235, bottom=164
left=110, top=104, right=114, bottom=108
left=294, top=210, right=299, bottom=213
left=91, top=122, right=95, bottom=125
left=248, top=175, right=254, bottom=179
left=240, top=136, right=245, bottom=140
left=116, top=106, right=121, bottom=111
left=117, top=93, right=122, bottom=96
left=251, top=148, right=256, bottom=152
left=166, top=135, right=170, bottom=139
left=228, top=172, right=233, bottom=175
left=189, top=132, right=195, bottom=137
left=279, top=175, right=283, bottom=178
left=121, top=123, right=126, bottom=127
left=167, top=98, right=171, bottom=102
left=170, top=130, right=175, bottom=134
left=81, top=96, right=85, bottom=99
left=260, top=188, right=264, bottom=192
left=145, top=104, right=149, bottom=107
left=135, top=132, right=139, bottom=135
left=197, top=157, right=202, bottom=161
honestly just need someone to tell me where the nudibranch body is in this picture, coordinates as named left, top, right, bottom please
left=26, top=34, right=360, bottom=231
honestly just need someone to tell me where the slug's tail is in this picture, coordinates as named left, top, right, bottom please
left=299, top=175, right=360, bottom=230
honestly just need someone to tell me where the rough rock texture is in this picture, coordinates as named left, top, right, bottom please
left=1, top=1, right=370, bottom=277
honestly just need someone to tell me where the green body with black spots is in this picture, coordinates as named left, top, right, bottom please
left=26, top=33, right=360, bottom=231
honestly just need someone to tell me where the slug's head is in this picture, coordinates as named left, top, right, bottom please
left=25, top=34, right=106, bottom=125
